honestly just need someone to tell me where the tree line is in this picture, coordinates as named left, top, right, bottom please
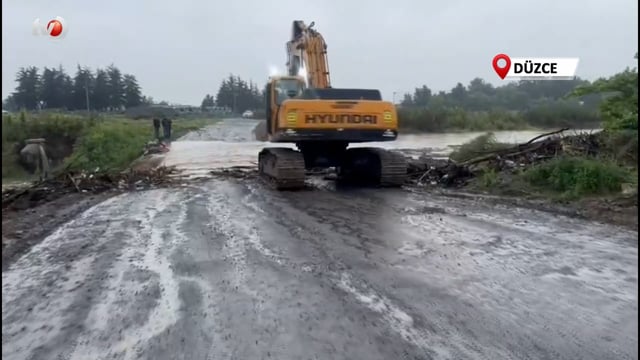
left=201, top=73, right=609, bottom=131
left=396, top=77, right=609, bottom=131
left=570, top=53, right=638, bottom=131
left=204, top=75, right=606, bottom=113
left=2, top=65, right=147, bottom=112
left=400, top=77, right=603, bottom=111
left=201, top=74, right=264, bottom=113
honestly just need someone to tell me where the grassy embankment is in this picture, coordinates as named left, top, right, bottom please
left=449, top=130, right=638, bottom=201
left=2, top=112, right=219, bottom=182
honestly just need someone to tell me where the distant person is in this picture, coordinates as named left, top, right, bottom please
left=152, top=118, right=161, bottom=141
left=161, top=117, right=172, bottom=142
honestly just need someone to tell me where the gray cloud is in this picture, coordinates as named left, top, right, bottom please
left=3, top=0, right=638, bottom=105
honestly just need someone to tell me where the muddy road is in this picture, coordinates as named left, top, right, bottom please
left=2, top=119, right=638, bottom=360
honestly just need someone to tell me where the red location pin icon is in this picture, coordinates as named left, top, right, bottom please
left=492, top=54, right=511, bottom=79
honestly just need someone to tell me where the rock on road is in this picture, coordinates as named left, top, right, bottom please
left=2, top=119, right=638, bottom=360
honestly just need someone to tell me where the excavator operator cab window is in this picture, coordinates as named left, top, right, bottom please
left=274, top=79, right=304, bottom=105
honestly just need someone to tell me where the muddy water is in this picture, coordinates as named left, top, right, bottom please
left=360, top=129, right=597, bottom=151
left=163, top=118, right=597, bottom=175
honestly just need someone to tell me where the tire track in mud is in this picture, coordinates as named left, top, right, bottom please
left=237, top=181, right=637, bottom=360
left=67, top=186, right=265, bottom=360
left=67, top=190, right=192, bottom=360
left=369, top=189, right=638, bottom=360
left=2, top=189, right=227, bottom=360
left=156, top=181, right=443, bottom=359
left=233, top=182, right=503, bottom=360
left=2, top=193, right=158, bottom=360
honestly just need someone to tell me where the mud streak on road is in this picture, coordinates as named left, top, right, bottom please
left=2, top=119, right=638, bottom=360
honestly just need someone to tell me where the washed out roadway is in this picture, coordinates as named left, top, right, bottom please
left=2, top=119, right=637, bottom=360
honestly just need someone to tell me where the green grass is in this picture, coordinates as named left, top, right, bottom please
left=64, top=120, right=154, bottom=171
left=478, top=169, right=500, bottom=188
left=66, top=117, right=219, bottom=171
left=522, top=156, right=633, bottom=199
left=452, top=131, right=637, bottom=200
left=2, top=112, right=220, bottom=179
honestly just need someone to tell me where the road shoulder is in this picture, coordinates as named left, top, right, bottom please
left=407, top=186, right=638, bottom=231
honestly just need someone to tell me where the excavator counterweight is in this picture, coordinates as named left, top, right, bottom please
left=258, top=20, right=407, bottom=189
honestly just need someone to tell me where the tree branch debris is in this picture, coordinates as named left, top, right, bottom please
left=2, top=166, right=180, bottom=210
left=406, top=129, right=601, bottom=187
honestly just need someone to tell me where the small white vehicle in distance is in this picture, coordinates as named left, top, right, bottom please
left=242, top=110, right=254, bottom=118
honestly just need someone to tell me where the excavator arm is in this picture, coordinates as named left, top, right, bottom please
left=286, top=21, right=331, bottom=89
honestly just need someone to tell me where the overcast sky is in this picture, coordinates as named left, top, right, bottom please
left=3, top=0, right=638, bottom=105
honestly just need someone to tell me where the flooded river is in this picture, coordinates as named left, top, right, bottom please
left=164, top=118, right=597, bottom=176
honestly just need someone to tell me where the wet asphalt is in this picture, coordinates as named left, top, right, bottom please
left=2, top=119, right=638, bottom=360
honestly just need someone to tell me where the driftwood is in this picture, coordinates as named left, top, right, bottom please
left=461, top=128, right=569, bottom=166
left=407, top=128, right=598, bottom=187
left=524, top=127, right=570, bottom=145
left=2, top=166, right=181, bottom=209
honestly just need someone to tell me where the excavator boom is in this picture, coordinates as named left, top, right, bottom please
left=286, top=21, right=331, bottom=89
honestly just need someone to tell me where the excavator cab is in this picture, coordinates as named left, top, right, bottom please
left=274, top=77, right=304, bottom=104
left=265, top=76, right=305, bottom=135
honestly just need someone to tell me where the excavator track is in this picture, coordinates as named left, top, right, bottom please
left=371, top=148, right=408, bottom=187
left=258, top=147, right=306, bottom=190
left=338, top=147, right=408, bottom=187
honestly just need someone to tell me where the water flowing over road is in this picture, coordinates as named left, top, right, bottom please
left=2, top=119, right=637, bottom=360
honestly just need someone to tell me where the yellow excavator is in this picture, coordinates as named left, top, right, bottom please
left=258, top=20, right=407, bottom=189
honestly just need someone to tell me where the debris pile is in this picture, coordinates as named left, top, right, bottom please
left=143, top=141, right=171, bottom=155
left=406, top=128, right=600, bottom=187
left=2, top=166, right=181, bottom=210
left=407, top=157, right=473, bottom=186
left=209, top=166, right=257, bottom=179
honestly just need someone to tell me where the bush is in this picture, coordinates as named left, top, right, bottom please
left=522, top=100, right=601, bottom=128
left=66, top=117, right=220, bottom=171
left=66, top=120, right=151, bottom=171
left=522, top=156, right=631, bottom=198
left=479, top=169, right=499, bottom=188
left=449, top=133, right=511, bottom=163
left=597, top=129, right=638, bottom=165
left=397, top=107, right=446, bottom=132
